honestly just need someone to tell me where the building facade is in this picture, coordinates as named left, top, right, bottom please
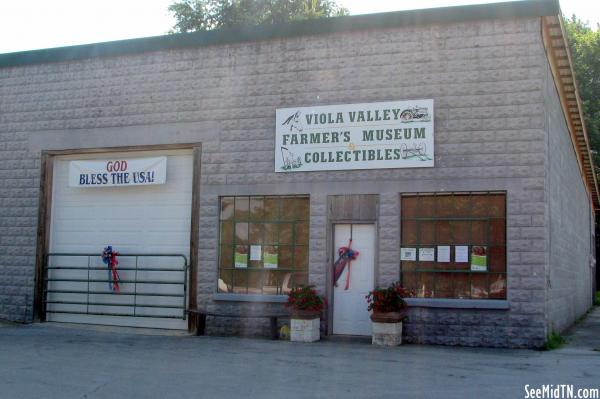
left=0, top=0, right=596, bottom=347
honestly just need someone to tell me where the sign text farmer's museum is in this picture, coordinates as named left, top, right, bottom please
left=275, top=100, right=434, bottom=172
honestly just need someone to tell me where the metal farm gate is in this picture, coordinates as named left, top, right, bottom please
left=42, top=253, right=188, bottom=329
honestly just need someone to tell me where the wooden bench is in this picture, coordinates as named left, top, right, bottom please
left=189, top=310, right=289, bottom=340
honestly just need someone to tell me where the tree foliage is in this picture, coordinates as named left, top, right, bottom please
left=168, top=0, right=349, bottom=33
left=564, top=16, right=600, bottom=170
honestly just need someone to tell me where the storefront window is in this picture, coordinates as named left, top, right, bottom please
left=400, top=192, right=506, bottom=299
left=218, top=196, right=309, bottom=295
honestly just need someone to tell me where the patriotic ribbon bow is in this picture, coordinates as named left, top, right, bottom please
left=333, top=240, right=359, bottom=290
left=101, top=245, right=120, bottom=293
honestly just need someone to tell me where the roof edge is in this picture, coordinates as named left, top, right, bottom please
left=0, top=0, right=559, bottom=68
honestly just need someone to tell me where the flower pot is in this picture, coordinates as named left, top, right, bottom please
left=369, top=310, right=406, bottom=323
left=370, top=311, right=406, bottom=346
left=291, top=310, right=321, bottom=320
left=290, top=316, right=320, bottom=342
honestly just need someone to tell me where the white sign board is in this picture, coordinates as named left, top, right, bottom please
left=69, top=157, right=167, bottom=187
left=275, top=99, right=434, bottom=172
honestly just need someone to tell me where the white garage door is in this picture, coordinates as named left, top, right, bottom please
left=46, top=150, right=193, bottom=330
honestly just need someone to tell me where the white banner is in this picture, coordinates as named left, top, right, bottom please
left=68, top=156, right=167, bottom=187
left=275, top=99, right=434, bottom=172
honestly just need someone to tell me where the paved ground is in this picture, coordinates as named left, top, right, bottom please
left=1, top=309, right=599, bottom=399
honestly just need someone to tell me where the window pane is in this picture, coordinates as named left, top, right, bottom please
left=264, top=223, right=278, bottom=244
left=471, top=274, right=489, bottom=299
left=401, top=260, right=417, bottom=271
left=434, top=272, right=453, bottom=298
left=232, top=270, right=248, bottom=294
left=221, top=197, right=234, bottom=221
left=453, top=195, right=471, bottom=217
left=219, top=245, right=233, bottom=269
left=235, top=197, right=249, bottom=220
left=218, top=269, right=232, bottom=293
left=264, top=197, right=280, bottom=220
left=221, top=221, right=234, bottom=245
left=419, top=221, right=435, bottom=245
left=489, top=219, right=505, bottom=245
left=279, top=246, right=293, bottom=269
left=418, top=272, right=435, bottom=298
left=450, top=221, right=469, bottom=243
left=401, top=220, right=418, bottom=245
left=293, top=198, right=310, bottom=220
left=294, top=246, right=308, bottom=271
left=471, top=221, right=487, bottom=244
left=436, top=220, right=452, bottom=244
left=401, top=196, right=419, bottom=218
left=295, top=222, right=309, bottom=245
left=280, top=198, right=296, bottom=221
left=247, top=271, right=263, bottom=294
left=249, top=223, right=264, bottom=244
left=235, top=223, right=248, bottom=245
left=471, top=195, right=489, bottom=217
left=489, top=273, right=507, bottom=299
left=279, top=223, right=293, bottom=245
left=435, top=195, right=454, bottom=218
left=249, top=197, right=264, bottom=221
left=416, top=196, right=436, bottom=217
left=401, top=271, right=418, bottom=291
left=489, top=246, right=506, bottom=273
left=453, top=274, right=470, bottom=299
left=487, top=195, right=505, bottom=218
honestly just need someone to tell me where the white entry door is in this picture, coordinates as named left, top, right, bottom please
left=333, top=224, right=375, bottom=336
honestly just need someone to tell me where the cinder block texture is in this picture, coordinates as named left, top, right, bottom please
left=0, top=15, right=592, bottom=347
left=372, top=321, right=403, bottom=346
left=543, top=63, right=595, bottom=334
left=290, top=318, right=320, bottom=342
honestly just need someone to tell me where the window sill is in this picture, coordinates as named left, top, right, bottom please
left=214, top=293, right=288, bottom=303
left=405, top=298, right=509, bottom=310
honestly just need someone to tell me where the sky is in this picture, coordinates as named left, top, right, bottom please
left=0, top=0, right=598, bottom=54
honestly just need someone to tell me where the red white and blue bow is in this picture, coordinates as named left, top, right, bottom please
left=101, top=245, right=120, bottom=293
left=333, top=240, right=359, bottom=290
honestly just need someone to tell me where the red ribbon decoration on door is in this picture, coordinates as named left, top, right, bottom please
left=333, top=239, right=359, bottom=290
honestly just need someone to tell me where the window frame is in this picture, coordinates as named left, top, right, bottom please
left=399, top=191, right=507, bottom=300
left=217, top=195, right=310, bottom=296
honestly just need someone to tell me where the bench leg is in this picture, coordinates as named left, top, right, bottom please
left=270, top=317, right=278, bottom=340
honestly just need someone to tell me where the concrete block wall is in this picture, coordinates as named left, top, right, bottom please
left=0, top=16, right=562, bottom=347
left=543, top=63, right=594, bottom=333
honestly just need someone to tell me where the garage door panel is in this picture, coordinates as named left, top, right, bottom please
left=47, top=151, right=192, bottom=330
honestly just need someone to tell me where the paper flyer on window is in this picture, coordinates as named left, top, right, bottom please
left=470, top=246, right=487, bottom=271
left=234, top=246, right=248, bottom=268
left=263, top=246, right=278, bottom=269
left=400, top=247, right=417, bottom=261
left=419, top=248, right=435, bottom=262
left=250, top=245, right=262, bottom=261
left=437, top=246, right=451, bottom=263
left=455, top=246, right=469, bottom=263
